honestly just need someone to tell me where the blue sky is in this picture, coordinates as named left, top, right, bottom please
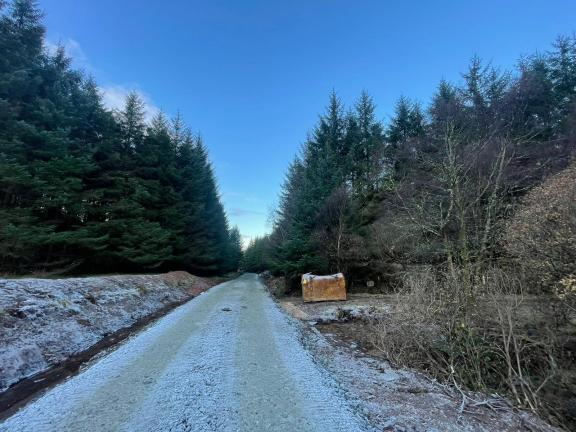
left=39, top=0, right=576, bottom=244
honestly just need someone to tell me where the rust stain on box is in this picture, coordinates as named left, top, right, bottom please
left=301, top=273, right=346, bottom=303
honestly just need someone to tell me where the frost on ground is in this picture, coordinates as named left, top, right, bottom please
left=0, top=271, right=212, bottom=392
left=1, top=274, right=560, bottom=431
left=1, top=274, right=371, bottom=432
left=280, top=294, right=393, bottom=323
left=280, top=297, right=559, bottom=431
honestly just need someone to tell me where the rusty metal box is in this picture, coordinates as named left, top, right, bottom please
left=301, top=273, right=346, bottom=303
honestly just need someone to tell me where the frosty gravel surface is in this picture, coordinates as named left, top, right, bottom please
left=0, top=274, right=370, bottom=432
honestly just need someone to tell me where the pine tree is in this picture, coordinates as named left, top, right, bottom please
left=303, top=92, right=348, bottom=203
left=507, top=56, right=555, bottom=138
left=429, top=80, right=464, bottom=133
left=224, top=226, right=243, bottom=272
left=387, top=96, right=425, bottom=146
left=242, top=236, right=272, bottom=273
left=348, top=91, right=386, bottom=198
left=461, top=56, right=511, bottom=136
left=271, top=157, right=319, bottom=279
left=548, top=36, right=576, bottom=131
left=119, top=92, right=146, bottom=156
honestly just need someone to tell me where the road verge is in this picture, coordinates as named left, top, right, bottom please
left=0, top=271, right=220, bottom=418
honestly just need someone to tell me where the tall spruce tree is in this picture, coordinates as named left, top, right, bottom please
left=348, top=91, right=386, bottom=198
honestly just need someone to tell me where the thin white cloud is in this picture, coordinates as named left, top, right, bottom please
left=44, top=38, right=160, bottom=122
left=230, top=208, right=265, bottom=217
left=100, top=85, right=161, bottom=123
left=222, top=191, right=265, bottom=204
left=44, top=38, right=90, bottom=70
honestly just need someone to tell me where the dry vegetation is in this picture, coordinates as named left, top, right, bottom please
left=505, top=163, right=576, bottom=298
left=369, top=163, right=576, bottom=429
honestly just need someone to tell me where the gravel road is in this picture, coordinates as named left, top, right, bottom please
left=1, top=274, right=370, bottom=432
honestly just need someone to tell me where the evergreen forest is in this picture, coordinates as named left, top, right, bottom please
left=0, top=0, right=242, bottom=275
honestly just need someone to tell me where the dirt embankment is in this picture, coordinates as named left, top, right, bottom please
left=0, top=272, right=216, bottom=397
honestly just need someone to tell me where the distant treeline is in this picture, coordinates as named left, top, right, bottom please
left=243, top=34, right=576, bottom=290
left=0, top=0, right=242, bottom=275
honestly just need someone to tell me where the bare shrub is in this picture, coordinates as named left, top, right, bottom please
left=369, top=218, right=421, bottom=268
left=370, top=267, right=563, bottom=424
left=557, top=275, right=576, bottom=314
left=370, top=269, right=480, bottom=385
left=267, top=276, right=286, bottom=297
left=483, top=269, right=558, bottom=414
left=370, top=270, right=444, bottom=369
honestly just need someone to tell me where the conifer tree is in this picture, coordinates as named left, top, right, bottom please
left=549, top=36, right=576, bottom=130
left=387, top=96, right=425, bottom=146
left=348, top=91, right=386, bottom=198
